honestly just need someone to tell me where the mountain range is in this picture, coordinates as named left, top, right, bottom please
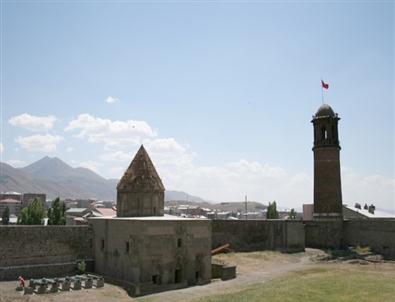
left=0, top=156, right=206, bottom=202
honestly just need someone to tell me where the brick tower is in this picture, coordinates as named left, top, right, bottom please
left=116, top=145, right=165, bottom=217
left=312, top=104, right=343, bottom=219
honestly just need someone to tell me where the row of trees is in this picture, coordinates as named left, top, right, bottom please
left=266, top=201, right=297, bottom=220
left=0, top=197, right=66, bottom=225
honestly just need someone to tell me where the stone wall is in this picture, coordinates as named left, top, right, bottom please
left=343, top=220, right=395, bottom=259
left=211, top=220, right=305, bottom=252
left=90, top=217, right=211, bottom=296
left=0, top=226, right=93, bottom=280
left=304, top=220, right=343, bottom=249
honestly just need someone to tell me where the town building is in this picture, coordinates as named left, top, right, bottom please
left=0, top=198, right=22, bottom=217
left=0, top=191, right=22, bottom=202
left=89, top=145, right=211, bottom=296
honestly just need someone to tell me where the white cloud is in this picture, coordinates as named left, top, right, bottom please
left=78, top=160, right=101, bottom=174
left=104, top=139, right=394, bottom=212
left=6, top=159, right=26, bottom=168
left=15, top=134, right=63, bottom=152
left=100, top=150, right=131, bottom=162
left=105, top=96, right=119, bottom=104
left=64, top=114, right=394, bottom=212
left=342, top=170, right=395, bottom=212
left=65, top=114, right=156, bottom=147
left=9, top=113, right=57, bottom=132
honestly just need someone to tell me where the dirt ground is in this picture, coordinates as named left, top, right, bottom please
left=0, top=249, right=393, bottom=302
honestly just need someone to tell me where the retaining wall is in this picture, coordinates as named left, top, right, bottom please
left=343, top=219, right=395, bottom=259
left=0, top=226, right=94, bottom=280
left=211, top=220, right=305, bottom=252
left=304, top=220, right=344, bottom=249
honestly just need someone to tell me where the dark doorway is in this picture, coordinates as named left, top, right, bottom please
left=152, top=274, right=159, bottom=284
left=174, top=269, right=182, bottom=283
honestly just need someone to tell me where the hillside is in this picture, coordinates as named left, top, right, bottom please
left=0, top=157, right=207, bottom=202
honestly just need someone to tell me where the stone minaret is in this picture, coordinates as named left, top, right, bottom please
left=312, top=104, right=343, bottom=219
left=117, top=145, right=165, bottom=217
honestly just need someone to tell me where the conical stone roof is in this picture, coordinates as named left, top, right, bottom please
left=117, top=145, right=165, bottom=193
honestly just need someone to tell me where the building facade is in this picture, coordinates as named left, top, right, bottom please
left=90, top=217, right=211, bottom=296
left=0, top=199, right=22, bottom=217
left=90, top=145, right=211, bottom=296
left=312, top=104, right=343, bottom=219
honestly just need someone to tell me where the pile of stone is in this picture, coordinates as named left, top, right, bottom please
left=17, top=274, right=104, bottom=295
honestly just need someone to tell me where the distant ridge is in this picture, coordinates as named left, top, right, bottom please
left=0, top=157, right=207, bottom=202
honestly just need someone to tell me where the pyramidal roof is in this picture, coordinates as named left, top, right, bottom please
left=117, top=145, right=165, bottom=192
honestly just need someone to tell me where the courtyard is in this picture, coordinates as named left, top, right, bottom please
left=1, top=249, right=394, bottom=302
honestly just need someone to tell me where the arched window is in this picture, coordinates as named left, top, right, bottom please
left=321, top=127, right=327, bottom=140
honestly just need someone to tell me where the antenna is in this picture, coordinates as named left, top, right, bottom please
left=245, top=195, right=248, bottom=220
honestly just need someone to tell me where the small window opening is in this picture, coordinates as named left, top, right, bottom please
left=195, top=271, right=200, bottom=281
left=177, top=238, right=182, bottom=247
left=321, top=127, right=327, bottom=140
left=126, top=241, right=130, bottom=253
left=101, top=239, right=105, bottom=250
left=153, top=206, right=157, bottom=215
left=152, top=274, right=159, bottom=284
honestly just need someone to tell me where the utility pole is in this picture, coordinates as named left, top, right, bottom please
left=245, top=195, right=248, bottom=220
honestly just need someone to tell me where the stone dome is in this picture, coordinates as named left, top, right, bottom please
left=315, top=104, right=335, bottom=117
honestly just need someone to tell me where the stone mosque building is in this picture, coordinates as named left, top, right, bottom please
left=90, top=146, right=211, bottom=296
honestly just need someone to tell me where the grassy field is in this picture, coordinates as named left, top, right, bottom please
left=195, top=265, right=395, bottom=302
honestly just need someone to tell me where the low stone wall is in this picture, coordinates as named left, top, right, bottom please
left=343, top=219, right=395, bottom=259
left=211, top=220, right=305, bottom=252
left=304, top=220, right=343, bottom=249
left=0, top=226, right=94, bottom=280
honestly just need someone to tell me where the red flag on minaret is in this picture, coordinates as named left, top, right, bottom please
left=321, top=80, right=329, bottom=89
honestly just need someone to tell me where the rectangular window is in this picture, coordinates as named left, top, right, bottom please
left=177, top=238, right=182, bottom=247
left=101, top=239, right=105, bottom=251
left=126, top=241, right=130, bottom=253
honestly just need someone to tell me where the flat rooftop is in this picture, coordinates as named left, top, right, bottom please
left=89, top=214, right=208, bottom=221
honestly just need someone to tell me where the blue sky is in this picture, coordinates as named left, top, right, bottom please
left=1, top=1, right=394, bottom=210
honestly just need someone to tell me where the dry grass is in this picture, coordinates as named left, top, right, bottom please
left=194, top=264, right=395, bottom=302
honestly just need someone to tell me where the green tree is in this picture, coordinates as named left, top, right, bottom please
left=18, top=207, right=29, bottom=224
left=17, top=198, right=45, bottom=225
left=47, top=208, right=53, bottom=225
left=266, top=201, right=279, bottom=219
left=48, top=198, right=66, bottom=225
left=2, top=206, right=10, bottom=225
left=289, top=208, right=297, bottom=220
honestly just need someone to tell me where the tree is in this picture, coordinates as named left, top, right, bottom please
left=289, top=208, right=297, bottom=220
left=266, top=201, right=279, bottom=219
left=2, top=206, right=10, bottom=225
left=17, top=198, right=45, bottom=225
left=47, top=208, right=53, bottom=225
left=47, top=197, right=66, bottom=225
